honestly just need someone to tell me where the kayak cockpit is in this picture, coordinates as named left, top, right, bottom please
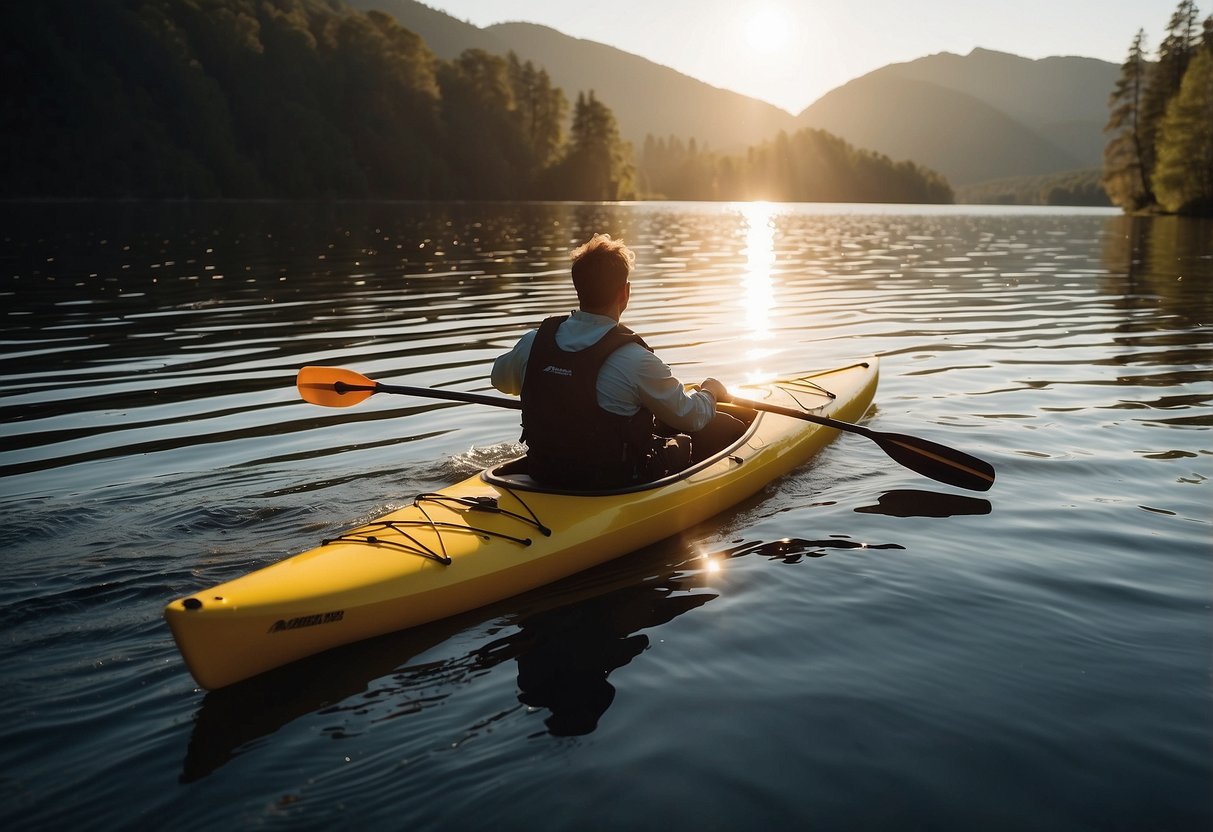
left=483, top=402, right=759, bottom=496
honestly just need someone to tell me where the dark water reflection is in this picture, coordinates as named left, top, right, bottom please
left=0, top=201, right=1209, bottom=829
left=179, top=527, right=908, bottom=782
left=179, top=547, right=712, bottom=781
left=855, top=488, right=993, bottom=517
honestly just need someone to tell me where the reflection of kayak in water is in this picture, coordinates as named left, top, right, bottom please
left=182, top=545, right=723, bottom=781
left=166, top=360, right=880, bottom=690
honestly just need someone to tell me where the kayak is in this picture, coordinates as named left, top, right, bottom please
left=165, top=358, right=879, bottom=689
left=166, top=359, right=879, bottom=689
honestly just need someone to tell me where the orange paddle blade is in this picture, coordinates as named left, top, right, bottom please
left=296, top=366, right=378, bottom=408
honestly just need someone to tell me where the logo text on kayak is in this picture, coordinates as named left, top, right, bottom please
left=268, top=610, right=344, bottom=634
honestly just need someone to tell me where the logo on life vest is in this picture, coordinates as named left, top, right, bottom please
left=542, top=365, right=573, bottom=376
left=267, top=610, right=344, bottom=633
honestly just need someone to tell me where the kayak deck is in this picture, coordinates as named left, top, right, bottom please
left=165, top=359, right=878, bottom=689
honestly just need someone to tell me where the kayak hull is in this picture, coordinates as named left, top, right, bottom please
left=165, top=359, right=878, bottom=689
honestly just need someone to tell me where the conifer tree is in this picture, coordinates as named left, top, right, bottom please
left=1152, top=47, right=1213, bottom=213
left=507, top=53, right=566, bottom=174
left=1139, top=1, right=1202, bottom=195
left=557, top=91, right=635, bottom=200
left=1104, top=29, right=1154, bottom=209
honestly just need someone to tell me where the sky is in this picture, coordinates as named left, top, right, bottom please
left=416, top=0, right=1188, bottom=113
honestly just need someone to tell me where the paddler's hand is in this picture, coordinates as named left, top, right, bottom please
left=698, top=377, right=730, bottom=404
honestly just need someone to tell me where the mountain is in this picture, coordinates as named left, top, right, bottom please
left=352, top=0, right=504, bottom=57
left=796, top=73, right=1082, bottom=184
left=352, top=3, right=1119, bottom=187
left=349, top=0, right=797, bottom=150
left=482, top=22, right=795, bottom=151
left=878, top=49, right=1115, bottom=158
left=797, top=49, right=1119, bottom=184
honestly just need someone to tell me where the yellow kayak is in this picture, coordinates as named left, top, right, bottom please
left=165, top=359, right=879, bottom=689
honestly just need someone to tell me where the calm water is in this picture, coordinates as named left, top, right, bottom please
left=0, top=201, right=1209, bottom=829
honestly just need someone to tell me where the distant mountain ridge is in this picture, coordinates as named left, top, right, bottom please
left=352, top=1, right=1118, bottom=186
left=485, top=22, right=795, bottom=151
left=796, top=48, right=1119, bottom=184
left=797, top=69, right=1085, bottom=184
left=350, top=0, right=795, bottom=151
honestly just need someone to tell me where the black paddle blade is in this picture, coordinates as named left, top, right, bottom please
left=729, top=394, right=996, bottom=491
left=871, top=430, right=996, bottom=492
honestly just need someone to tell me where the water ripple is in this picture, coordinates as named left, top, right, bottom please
left=0, top=202, right=1209, bottom=829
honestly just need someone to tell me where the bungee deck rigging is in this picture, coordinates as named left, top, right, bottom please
left=319, top=491, right=553, bottom=565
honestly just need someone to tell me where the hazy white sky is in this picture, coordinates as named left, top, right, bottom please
left=417, top=0, right=1188, bottom=113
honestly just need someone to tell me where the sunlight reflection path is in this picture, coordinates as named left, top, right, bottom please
left=739, top=202, right=778, bottom=382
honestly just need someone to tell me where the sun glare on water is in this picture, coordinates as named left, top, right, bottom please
left=741, top=202, right=776, bottom=342
left=734, top=201, right=780, bottom=384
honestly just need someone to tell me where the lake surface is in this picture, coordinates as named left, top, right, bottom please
left=0, top=200, right=1209, bottom=830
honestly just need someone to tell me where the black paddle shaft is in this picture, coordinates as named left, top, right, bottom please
left=328, top=378, right=993, bottom=491
left=370, top=381, right=523, bottom=410
left=728, top=395, right=996, bottom=492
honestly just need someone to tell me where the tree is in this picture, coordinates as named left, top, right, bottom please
left=507, top=53, right=566, bottom=174
left=634, top=126, right=952, bottom=203
left=1153, top=47, right=1213, bottom=212
left=1104, top=29, right=1154, bottom=209
left=0, top=0, right=954, bottom=203
left=325, top=10, right=447, bottom=197
left=1140, top=2, right=1202, bottom=191
left=554, top=91, right=635, bottom=200
left=436, top=49, right=529, bottom=197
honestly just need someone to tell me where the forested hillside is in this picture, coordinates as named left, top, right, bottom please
left=639, top=131, right=953, bottom=204
left=2, top=0, right=573, bottom=199
left=349, top=0, right=797, bottom=151
left=1, top=0, right=952, bottom=204
left=1104, top=0, right=1213, bottom=215
left=955, top=169, right=1110, bottom=206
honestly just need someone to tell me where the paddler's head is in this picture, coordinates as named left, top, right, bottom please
left=572, top=233, right=634, bottom=321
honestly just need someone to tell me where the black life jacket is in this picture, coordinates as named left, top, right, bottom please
left=520, top=315, right=656, bottom=488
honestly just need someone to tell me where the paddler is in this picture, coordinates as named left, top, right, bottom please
left=492, top=233, right=746, bottom=488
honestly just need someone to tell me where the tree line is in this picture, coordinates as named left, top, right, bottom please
left=1, top=0, right=951, bottom=204
left=957, top=169, right=1110, bottom=207
left=1104, top=0, right=1213, bottom=214
left=3, top=0, right=585, bottom=199
left=639, top=132, right=953, bottom=204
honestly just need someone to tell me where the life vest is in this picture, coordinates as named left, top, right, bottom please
left=520, top=315, right=656, bottom=488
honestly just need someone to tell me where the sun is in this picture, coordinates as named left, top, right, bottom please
left=743, top=5, right=792, bottom=54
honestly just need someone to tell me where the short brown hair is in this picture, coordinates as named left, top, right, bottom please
left=571, top=234, right=634, bottom=308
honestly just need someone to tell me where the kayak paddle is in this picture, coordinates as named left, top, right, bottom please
left=296, top=366, right=995, bottom=491
left=297, top=365, right=521, bottom=410
left=725, top=394, right=995, bottom=492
